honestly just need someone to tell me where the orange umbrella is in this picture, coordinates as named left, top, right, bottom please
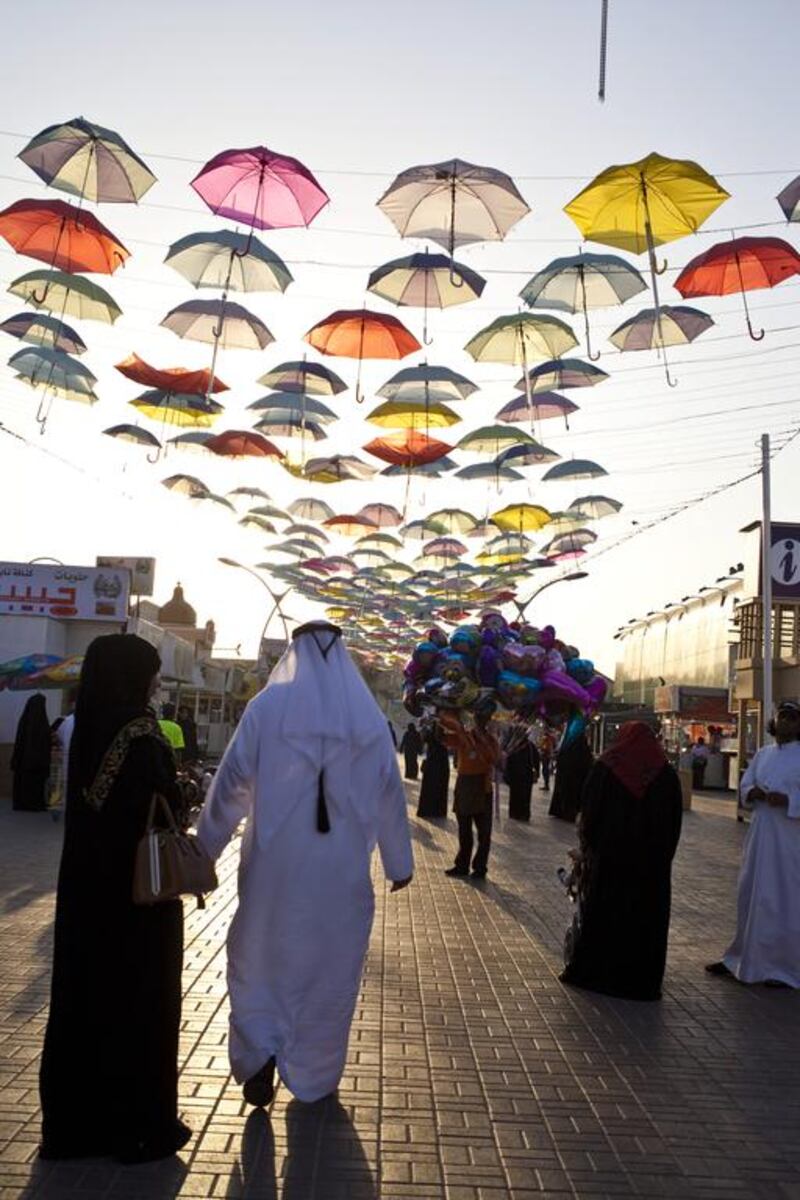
left=206, top=430, right=284, bottom=458
left=115, top=352, right=228, bottom=395
left=363, top=431, right=452, bottom=467
left=324, top=513, right=379, bottom=536
left=0, top=198, right=129, bottom=274
left=304, top=308, right=421, bottom=403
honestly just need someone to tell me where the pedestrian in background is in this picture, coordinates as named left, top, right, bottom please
left=417, top=721, right=450, bottom=819
left=11, top=693, right=51, bottom=811
left=399, top=721, right=423, bottom=780
left=441, top=707, right=500, bottom=879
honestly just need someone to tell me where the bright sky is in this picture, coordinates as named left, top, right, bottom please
left=1, top=0, right=799, bottom=675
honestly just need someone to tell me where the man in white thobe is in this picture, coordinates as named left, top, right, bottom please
left=707, top=700, right=800, bottom=988
left=197, top=622, right=413, bottom=1104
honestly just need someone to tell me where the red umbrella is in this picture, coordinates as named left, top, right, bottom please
left=363, top=431, right=453, bottom=467
left=674, top=236, right=800, bottom=341
left=305, top=308, right=421, bottom=403
left=205, top=430, right=284, bottom=458
left=0, top=198, right=129, bottom=274
left=116, top=353, right=228, bottom=395
left=324, top=514, right=379, bottom=536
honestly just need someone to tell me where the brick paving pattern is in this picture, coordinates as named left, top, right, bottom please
left=1, top=782, right=799, bottom=1199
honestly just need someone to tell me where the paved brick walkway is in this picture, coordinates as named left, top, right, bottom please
left=1, top=782, right=799, bottom=1200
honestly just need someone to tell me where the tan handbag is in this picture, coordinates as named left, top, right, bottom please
left=133, top=794, right=218, bottom=907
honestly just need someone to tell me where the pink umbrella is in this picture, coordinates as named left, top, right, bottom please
left=191, top=146, right=329, bottom=232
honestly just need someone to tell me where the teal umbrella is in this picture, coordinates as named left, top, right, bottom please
left=164, top=229, right=293, bottom=293
left=0, top=311, right=86, bottom=355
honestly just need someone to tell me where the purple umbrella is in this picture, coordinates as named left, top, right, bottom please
left=0, top=311, right=87, bottom=355
left=191, top=146, right=329, bottom=233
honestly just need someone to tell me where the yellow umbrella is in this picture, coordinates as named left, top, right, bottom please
left=490, top=503, right=551, bottom=533
left=564, top=151, right=729, bottom=386
left=365, top=398, right=461, bottom=430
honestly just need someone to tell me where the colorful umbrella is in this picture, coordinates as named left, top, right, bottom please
left=568, top=494, right=622, bottom=518
left=495, top=391, right=578, bottom=428
left=9, top=269, right=121, bottom=323
left=305, top=308, right=421, bottom=403
left=247, top=503, right=290, bottom=521
left=363, top=431, right=453, bottom=467
left=229, top=486, right=272, bottom=501
left=13, top=654, right=84, bottom=690
left=457, top=424, right=536, bottom=454
left=542, top=458, right=607, bottom=482
left=520, top=251, right=646, bottom=360
left=400, top=518, right=449, bottom=540
left=164, top=229, right=292, bottom=293
left=162, top=474, right=210, bottom=497
left=285, top=522, right=328, bottom=542
left=116, top=354, right=228, bottom=395
left=0, top=653, right=62, bottom=687
left=377, top=363, right=477, bottom=403
left=206, top=430, right=284, bottom=458
left=258, top=360, right=347, bottom=396
left=103, top=424, right=161, bottom=456
left=357, top=503, right=403, bottom=528
left=18, top=117, right=156, bottom=203
left=674, top=236, right=800, bottom=341
left=367, top=251, right=485, bottom=343
left=609, top=305, right=713, bottom=352
left=366, top=398, right=460, bottom=430
left=377, top=158, right=530, bottom=258
left=544, top=510, right=590, bottom=534
left=248, top=393, right=337, bottom=422
left=564, top=151, right=728, bottom=385
left=497, top=441, right=560, bottom=467
left=777, top=175, right=800, bottom=223
left=288, top=497, right=335, bottom=521
left=168, top=431, right=213, bottom=452
left=0, top=198, right=129, bottom=275
left=10, top=346, right=97, bottom=405
left=191, top=145, right=329, bottom=234
left=160, top=299, right=273, bottom=350
left=304, top=454, right=377, bottom=483
left=517, top=358, right=608, bottom=393
left=425, top=508, right=480, bottom=535
left=0, top=311, right=86, bottom=355
left=130, top=391, right=224, bottom=428
left=422, top=537, right=468, bottom=559
left=380, top=457, right=456, bottom=478
left=465, top=313, right=577, bottom=417
left=454, top=461, right=523, bottom=482
left=254, top=414, right=327, bottom=442
left=324, top=514, right=379, bottom=536
left=490, top=503, right=552, bottom=533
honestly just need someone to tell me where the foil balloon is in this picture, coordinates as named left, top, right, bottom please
left=426, top=626, right=448, bottom=649
left=413, top=639, right=441, bottom=672
left=477, top=644, right=502, bottom=687
left=561, top=711, right=587, bottom=748
left=540, top=669, right=590, bottom=709
left=497, top=670, right=542, bottom=711
left=585, top=674, right=608, bottom=707
left=539, top=625, right=556, bottom=650
left=449, top=624, right=481, bottom=660
left=565, top=657, right=594, bottom=685
left=544, top=649, right=565, bottom=674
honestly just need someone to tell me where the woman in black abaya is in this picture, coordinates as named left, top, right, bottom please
left=399, top=722, right=423, bottom=780
left=39, top=634, right=190, bottom=1163
left=504, top=726, right=540, bottom=822
left=560, top=722, right=683, bottom=1001
left=417, top=724, right=450, bottom=819
left=548, top=730, right=594, bottom=823
left=11, top=693, right=51, bottom=811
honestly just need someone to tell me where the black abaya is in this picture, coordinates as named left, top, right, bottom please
left=561, top=761, right=683, bottom=1001
left=399, top=725, right=423, bottom=780
left=417, top=733, right=450, bottom=818
left=505, top=744, right=539, bottom=821
left=548, top=734, right=594, bottom=823
left=11, top=694, right=51, bottom=811
left=40, top=733, right=185, bottom=1160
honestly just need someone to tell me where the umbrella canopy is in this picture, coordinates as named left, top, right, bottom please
left=366, top=399, right=460, bottom=429
left=465, top=313, right=577, bottom=366
left=518, top=358, right=608, bottom=393
left=10, top=346, right=97, bottom=403
left=103, top=424, right=161, bottom=449
left=162, top=474, right=210, bottom=497
left=324, top=514, right=379, bottom=536
left=285, top=522, right=328, bottom=542
left=367, top=251, right=484, bottom=342
left=377, top=363, right=477, bottom=403
left=542, top=459, right=608, bottom=482
left=422, top=537, right=468, bottom=558
left=543, top=528, right=597, bottom=554
left=544, top=510, right=590, bottom=534
left=0, top=311, right=86, bottom=355
left=130, top=391, right=224, bottom=427
left=609, top=304, right=713, bottom=351
left=9, top=269, right=121, bottom=323
left=116, top=353, right=228, bottom=395
left=288, top=497, right=335, bottom=521
left=377, top=158, right=530, bottom=256
left=191, top=145, right=329, bottom=230
left=164, top=229, right=292, bottom=293
left=425, top=508, right=480, bottom=534
left=304, top=454, right=377, bottom=483
left=305, top=308, right=421, bottom=402
left=258, top=360, right=347, bottom=396
left=357, top=503, right=403, bottom=527
left=401, top=518, right=448, bottom=540
left=363, top=431, right=453, bottom=467
left=568, top=494, right=622, bottom=518
left=254, top=414, right=327, bottom=441
left=495, top=391, right=579, bottom=425
left=0, top=653, right=62, bottom=688
left=380, top=456, right=456, bottom=478
left=18, top=116, right=156, bottom=203
left=248, top=503, right=290, bottom=520
left=0, top=198, right=129, bottom=275
left=490, top=503, right=552, bottom=533
left=564, top=151, right=729, bottom=255
left=239, top=514, right=277, bottom=533
left=12, top=654, right=84, bottom=690
left=248, top=392, right=337, bottom=423
left=206, top=430, right=284, bottom=458
left=777, top=175, right=800, bottom=223
left=160, top=299, right=274, bottom=350
left=454, top=461, right=523, bottom=482
left=229, top=486, right=271, bottom=500
left=520, top=251, right=647, bottom=360
left=457, top=424, right=535, bottom=453
left=497, top=441, right=560, bottom=467
left=674, top=236, right=800, bottom=340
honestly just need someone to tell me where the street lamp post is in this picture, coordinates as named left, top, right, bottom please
left=218, top=558, right=292, bottom=658
left=513, top=570, right=589, bottom=621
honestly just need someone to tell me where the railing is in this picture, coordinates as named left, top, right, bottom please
left=735, top=600, right=800, bottom=662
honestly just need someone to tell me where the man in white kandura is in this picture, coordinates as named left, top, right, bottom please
left=707, top=699, right=800, bottom=989
left=197, top=621, right=413, bottom=1105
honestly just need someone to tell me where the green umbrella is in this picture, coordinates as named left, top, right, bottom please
left=10, top=346, right=97, bottom=404
left=457, top=424, right=536, bottom=454
left=424, top=508, right=480, bottom=535
left=164, top=229, right=293, bottom=293
left=9, top=269, right=121, bottom=323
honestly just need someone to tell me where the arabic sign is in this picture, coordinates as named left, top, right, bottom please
left=0, top=562, right=129, bottom=622
left=96, top=556, right=156, bottom=597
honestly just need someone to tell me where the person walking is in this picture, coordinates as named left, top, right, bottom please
left=11, top=693, right=51, bottom=811
left=706, top=700, right=800, bottom=988
left=690, top=736, right=710, bottom=789
left=196, top=622, right=413, bottom=1107
left=158, top=703, right=185, bottom=764
left=441, top=707, right=500, bottom=879
left=417, top=722, right=450, bottom=819
left=398, top=721, right=423, bottom=780
left=548, top=728, right=594, bottom=822
left=560, top=722, right=683, bottom=1001
left=39, top=634, right=190, bottom=1163
left=504, top=722, right=540, bottom=822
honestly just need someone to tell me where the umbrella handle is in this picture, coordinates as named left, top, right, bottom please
left=147, top=447, right=162, bottom=465
left=449, top=263, right=465, bottom=289
left=747, top=319, right=765, bottom=342
left=654, top=256, right=668, bottom=275
left=664, top=360, right=678, bottom=388
left=31, top=284, right=51, bottom=306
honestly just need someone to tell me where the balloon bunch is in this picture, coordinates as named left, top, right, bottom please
left=402, top=611, right=607, bottom=727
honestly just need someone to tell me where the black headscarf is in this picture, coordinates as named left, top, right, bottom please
left=69, top=634, right=161, bottom=793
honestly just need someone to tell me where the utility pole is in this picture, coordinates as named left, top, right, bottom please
left=761, top=433, right=773, bottom=743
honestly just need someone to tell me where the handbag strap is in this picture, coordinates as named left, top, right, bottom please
left=146, top=792, right=179, bottom=833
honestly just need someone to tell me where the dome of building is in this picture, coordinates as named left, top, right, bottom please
left=158, top=583, right=197, bottom=627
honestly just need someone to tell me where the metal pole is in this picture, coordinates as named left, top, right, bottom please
left=761, top=433, right=773, bottom=743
